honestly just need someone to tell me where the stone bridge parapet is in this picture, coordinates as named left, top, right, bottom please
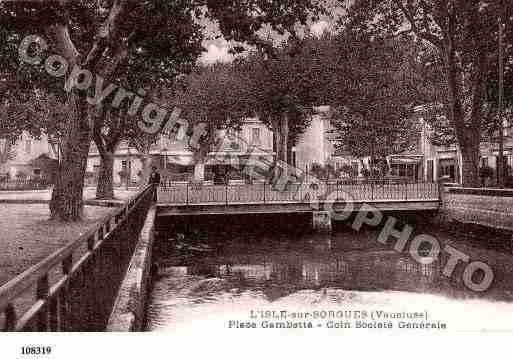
left=443, top=187, right=513, bottom=231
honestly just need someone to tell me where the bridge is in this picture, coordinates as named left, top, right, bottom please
left=157, top=181, right=442, bottom=216
left=443, top=187, right=513, bottom=232
left=0, top=181, right=442, bottom=332
left=4, top=182, right=513, bottom=331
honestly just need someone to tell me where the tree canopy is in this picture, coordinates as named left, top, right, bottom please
left=0, top=0, right=323, bottom=220
left=342, top=0, right=513, bottom=186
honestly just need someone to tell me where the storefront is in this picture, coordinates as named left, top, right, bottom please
left=388, top=154, right=424, bottom=182
left=438, top=157, right=459, bottom=183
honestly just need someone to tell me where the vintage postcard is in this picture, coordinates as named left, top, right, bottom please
left=1, top=0, right=512, bottom=358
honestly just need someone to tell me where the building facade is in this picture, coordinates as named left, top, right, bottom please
left=294, top=106, right=365, bottom=179
left=86, top=117, right=275, bottom=185
left=0, top=132, right=58, bottom=180
left=399, top=105, right=513, bottom=185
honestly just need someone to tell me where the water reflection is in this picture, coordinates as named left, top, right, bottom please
left=148, top=208, right=513, bottom=333
left=155, top=251, right=438, bottom=297
left=147, top=230, right=453, bottom=331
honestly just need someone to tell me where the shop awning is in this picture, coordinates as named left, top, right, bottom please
left=166, top=155, right=194, bottom=166
left=389, top=156, right=423, bottom=164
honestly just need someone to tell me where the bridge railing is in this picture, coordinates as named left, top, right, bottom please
left=158, top=181, right=440, bottom=205
left=0, top=185, right=154, bottom=331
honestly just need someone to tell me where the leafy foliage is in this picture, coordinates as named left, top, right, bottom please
left=327, top=34, right=423, bottom=162
left=342, top=0, right=513, bottom=185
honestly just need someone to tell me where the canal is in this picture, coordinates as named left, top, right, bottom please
left=146, top=213, right=513, bottom=332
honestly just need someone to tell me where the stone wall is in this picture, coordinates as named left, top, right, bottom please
left=443, top=187, right=513, bottom=231
left=107, top=206, right=157, bottom=331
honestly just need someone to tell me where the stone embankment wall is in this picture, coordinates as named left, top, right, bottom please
left=442, top=187, right=513, bottom=232
left=107, top=206, right=157, bottom=331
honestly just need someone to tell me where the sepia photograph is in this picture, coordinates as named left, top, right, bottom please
left=0, top=0, right=512, bottom=357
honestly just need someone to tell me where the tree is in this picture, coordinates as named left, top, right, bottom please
left=343, top=0, right=513, bottom=186
left=176, top=63, right=253, bottom=181
left=91, top=107, right=127, bottom=198
left=0, top=85, right=67, bottom=174
left=1, top=0, right=322, bottom=221
left=236, top=36, right=332, bottom=174
left=91, top=10, right=203, bottom=199
left=328, top=34, right=425, bottom=175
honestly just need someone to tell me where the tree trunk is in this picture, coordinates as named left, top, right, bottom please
left=441, top=10, right=487, bottom=189
left=280, top=114, right=289, bottom=165
left=369, top=142, right=375, bottom=178
left=271, top=119, right=282, bottom=163
left=271, top=115, right=290, bottom=180
left=45, top=1, right=130, bottom=221
left=139, top=152, right=152, bottom=188
left=96, top=151, right=114, bottom=199
left=460, top=144, right=480, bottom=187
left=49, top=95, right=90, bottom=221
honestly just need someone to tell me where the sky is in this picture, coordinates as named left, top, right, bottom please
left=198, top=1, right=345, bottom=65
left=199, top=20, right=332, bottom=64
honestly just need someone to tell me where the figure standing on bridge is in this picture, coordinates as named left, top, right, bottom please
left=149, top=166, right=161, bottom=202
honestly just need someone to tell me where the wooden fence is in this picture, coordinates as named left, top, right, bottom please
left=0, top=185, right=155, bottom=331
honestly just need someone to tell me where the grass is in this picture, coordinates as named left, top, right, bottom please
left=0, top=204, right=115, bottom=286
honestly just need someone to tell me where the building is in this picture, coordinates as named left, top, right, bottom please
left=294, top=106, right=364, bottom=179
left=0, top=132, right=58, bottom=180
left=295, top=104, right=513, bottom=184
left=294, top=106, right=333, bottom=171
left=86, top=117, right=275, bottom=185
left=6, top=107, right=424, bottom=186
left=398, top=105, right=513, bottom=185
left=87, top=140, right=145, bottom=186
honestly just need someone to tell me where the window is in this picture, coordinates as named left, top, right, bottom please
left=407, top=164, right=415, bottom=178
left=399, top=164, right=406, bottom=177
left=226, top=129, right=241, bottom=151
left=25, top=140, right=32, bottom=154
left=251, top=128, right=261, bottom=146
left=481, top=157, right=489, bottom=167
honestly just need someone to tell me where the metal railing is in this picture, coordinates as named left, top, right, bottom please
left=158, top=181, right=440, bottom=205
left=0, top=179, right=50, bottom=191
left=0, top=185, right=155, bottom=331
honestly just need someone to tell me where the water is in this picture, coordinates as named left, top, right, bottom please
left=146, top=214, right=513, bottom=332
